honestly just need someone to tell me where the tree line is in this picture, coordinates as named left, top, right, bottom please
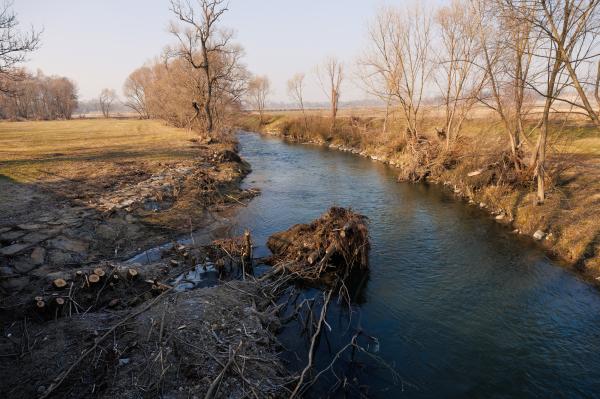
left=120, top=0, right=600, bottom=204
left=279, top=0, right=600, bottom=204
left=0, top=69, right=78, bottom=120
left=0, top=2, right=78, bottom=120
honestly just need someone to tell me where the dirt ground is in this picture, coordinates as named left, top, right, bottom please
left=0, top=119, right=257, bottom=304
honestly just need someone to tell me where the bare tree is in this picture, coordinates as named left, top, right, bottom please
left=436, top=0, right=488, bottom=149
left=247, top=75, right=270, bottom=125
left=503, top=0, right=600, bottom=203
left=99, top=88, right=117, bottom=118
left=169, top=0, right=233, bottom=133
left=316, top=56, right=343, bottom=129
left=474, top=0, right=540, bottom=170
left=538, top=0, right=600, bottom=129
left=287, top=72, right=308, bottom=131
left=123, top=66, right=152, bottom=119
left=0, top=1, right=41, bottom=93
left=359, top=6, right=433, bottom=142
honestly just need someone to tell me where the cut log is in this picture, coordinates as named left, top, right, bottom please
left=34, top=296, right=44, bottom=302
left=307, top=249, right=322, bottom=265
left=340, top=222, right=354, bottom=238
left=53, top=279, right=68, bottom=289
left=93, top=268, right=105, bottom=278
left=468, top=168, right=485, bottom=177
left=36, top=300, right=45, bottom=310
left=170, top=259, right=180, bottom=267
left=127, top=268, right=138, bottom=280
left=244, top=230, right=252, bottom=260
left=55, top=297, right=65, bottom=306
left=88, top=274, right=100, bottom=284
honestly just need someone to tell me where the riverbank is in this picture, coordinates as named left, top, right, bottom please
left=0, top=119, right=257, bottom=300
left=239, top=113, right=600, bottom=285
left=0, top=119, right=293, bottom=398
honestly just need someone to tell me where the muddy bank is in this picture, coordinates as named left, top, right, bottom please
left=0, top=279, right=288, bottom=399
left=243, top=116, right=600, bottom=285
left=0, top=138, right=257, bottom=305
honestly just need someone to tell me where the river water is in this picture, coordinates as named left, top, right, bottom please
left=229, top=132, right=600, bottom=398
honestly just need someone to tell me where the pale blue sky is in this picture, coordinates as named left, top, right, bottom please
left=14, top=1, right=427, bottom=102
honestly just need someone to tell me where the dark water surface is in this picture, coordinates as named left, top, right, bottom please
left=230, top=132, right=600, bottom=398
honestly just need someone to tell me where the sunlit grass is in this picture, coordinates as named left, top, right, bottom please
left=0, top=118, right=198, bottom=183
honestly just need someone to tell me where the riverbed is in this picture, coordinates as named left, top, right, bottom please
left=231, top=132, right=600, bottom=398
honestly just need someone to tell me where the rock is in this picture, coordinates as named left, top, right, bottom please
left=48, top=250, right=76, bottom=266
left=47, top=236, right=89, bottom=253
left=95, top=224, right=117, bottom=240
left=21, top=232, right=52, bottom=244
left=1, top=276, right=30, bottom=293
left=0, top=243, right=33, bottom=256
left=13, top=259, right=40, bottom=274
left=30, top=247, right=46, bottom=265
left=0, top=230, right=25, bottom=242
left=0, top=266, right=15, bottom=277
left=533, top=230, right=546, bottom=241
left=16, top=223, right=47, bottom=231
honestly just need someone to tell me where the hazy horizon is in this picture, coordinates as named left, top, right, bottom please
left=12, top=0, right=418, bottom=103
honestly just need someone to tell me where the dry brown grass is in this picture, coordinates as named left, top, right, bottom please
left=0, top=118, right=200, bottom=184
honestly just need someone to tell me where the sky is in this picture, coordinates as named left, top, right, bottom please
left=12, top=0, right=411, bottom=103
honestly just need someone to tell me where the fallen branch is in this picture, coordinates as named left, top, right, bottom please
left=289, top=289, right=333, bottom=399
left=204, top=341, right=243, bottom=399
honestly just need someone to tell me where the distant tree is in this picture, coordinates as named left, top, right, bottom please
left=248, top=75, right=270, bottom=125
left=123, top=66, right=152, bottom=119
left=359, top=6, right=433, bottom=141
left=0, top=69, right=77, bottom=120
left=99, top=88, right=117, bottom=118
left=435, top=0, right=487, bottom=149
left=316, top=57, right=343, bottom=129
left=287, top=72, right=308, bottom=131
left=0, top=1, right=41, bottom=93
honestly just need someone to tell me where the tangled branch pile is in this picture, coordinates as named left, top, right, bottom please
left=265, top=207, right=369, bottom=282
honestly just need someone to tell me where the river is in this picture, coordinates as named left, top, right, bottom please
left=228, top=132, right=600, bottom=398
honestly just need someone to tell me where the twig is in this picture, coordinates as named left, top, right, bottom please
left=289, top=289, right=333, bottom=399
left=204, top=341, right=242, bottom=399
left=38, top=287, right=174, bottom=399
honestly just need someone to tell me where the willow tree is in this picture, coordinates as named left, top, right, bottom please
left=359, top=5, right=433, bottom=141
left=316, top=57, right=343, bottom=129
left=287, top=72, right=308, bottom=131
left=170, top=0, right=234, bottom=133
left=436, top=0, right=487, bottom=149
left=248, top=75, right=270, bottom=125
